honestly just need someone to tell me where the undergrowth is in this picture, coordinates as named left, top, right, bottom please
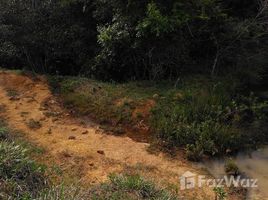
left=0, top=124, right=47, bottom=199
left=151, top=77, right=268, bottom=160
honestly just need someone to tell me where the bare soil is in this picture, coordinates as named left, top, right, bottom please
left=0, top=71, right=243, bottom=199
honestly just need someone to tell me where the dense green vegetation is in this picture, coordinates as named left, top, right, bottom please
left=1, top=1, right=267, bottom=198
left=0, top=0, right=267, bottom=83
left=151, top=77, right=268, bottom=160
left=1, top=0, right=268, bottom=159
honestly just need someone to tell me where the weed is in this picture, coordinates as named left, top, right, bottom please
left=213, top=187, right=227, bottom=200
left=224, top=159, right=240, bottom=176
left=89, top=174, right=178, bottom=200
left=0, top=127, right=8, bottom=140
left=27, top=119, right=42, bottom=129
left=6, top=89, right=19, bottom=98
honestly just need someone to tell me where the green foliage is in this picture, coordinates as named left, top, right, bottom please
left=1, top=0, right=266, bottom=82
left=37, top=185, right=84, bottom=200
left=0, top=127, right=8, bottom=140
left=137, top=2, right=173, bottom=37
left=0, top=141, right=47, bottom=199
left=213, top=187, right=227, bottom=200
left=90, top=174, right=178, bottom=200
left=0, top=0, right=97, bottom=74
left=151, top=77, right=268, bottom=158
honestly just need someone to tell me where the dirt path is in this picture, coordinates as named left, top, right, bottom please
left=0, top=71, right=239, bottom=199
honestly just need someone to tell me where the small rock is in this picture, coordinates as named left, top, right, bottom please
left=62, top=151, right=72, bottom=158
left=52, top=118, right=58, bottom=122
left=40, top=117, right=46, bottom=121
left=82, top=130, right=89, bottom=135
left=46, top=128, right=52, bottom=134
left=68, top=136, right=76, bottom=140
left=9, top=96, right=20, bottom=101
left=50, top=100, right=56, bottom=104
left=71, top=128, right=77, bottom=131
left=97, top=150, right=105, bottom=155
left=89, top=163, right=94, bottom=167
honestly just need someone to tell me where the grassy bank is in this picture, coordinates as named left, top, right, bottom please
left=49, top=75, right=268, bottom=160
left=0, top=119, right=177, bottom=199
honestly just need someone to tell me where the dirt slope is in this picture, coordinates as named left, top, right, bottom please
left=0, top=71, right=238, bottom=199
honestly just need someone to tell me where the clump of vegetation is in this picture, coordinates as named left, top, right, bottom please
left=0, top=125, right=47, bottom=199
left=151, top=77, right=268, bottom=159
left=89, top=174, right=177, bottom=200
left=48, top=76, right=158, bottom=127
left=0, top=127, right=8, bottom=140
left=224, top=159, right=240, bottom=176
left=6, top=89, right=19, bottom=98
left=0, top=142, right=47, bottom=199
left=27, top=119, right=42, bottom=129
left=214, top=187, right=227, bottom=200
left=36, top=174, right=178, bottom=200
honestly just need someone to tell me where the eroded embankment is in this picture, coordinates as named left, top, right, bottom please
left=0, top=71, right=243, bottom=200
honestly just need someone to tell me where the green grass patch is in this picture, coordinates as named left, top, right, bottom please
left=0, top=126, right=47, bottom=199
left=89, top=174, right=177, bottom=200
left=48, top=76, right=167, bottom=125
left=6, top=88, right=19, bottom=98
